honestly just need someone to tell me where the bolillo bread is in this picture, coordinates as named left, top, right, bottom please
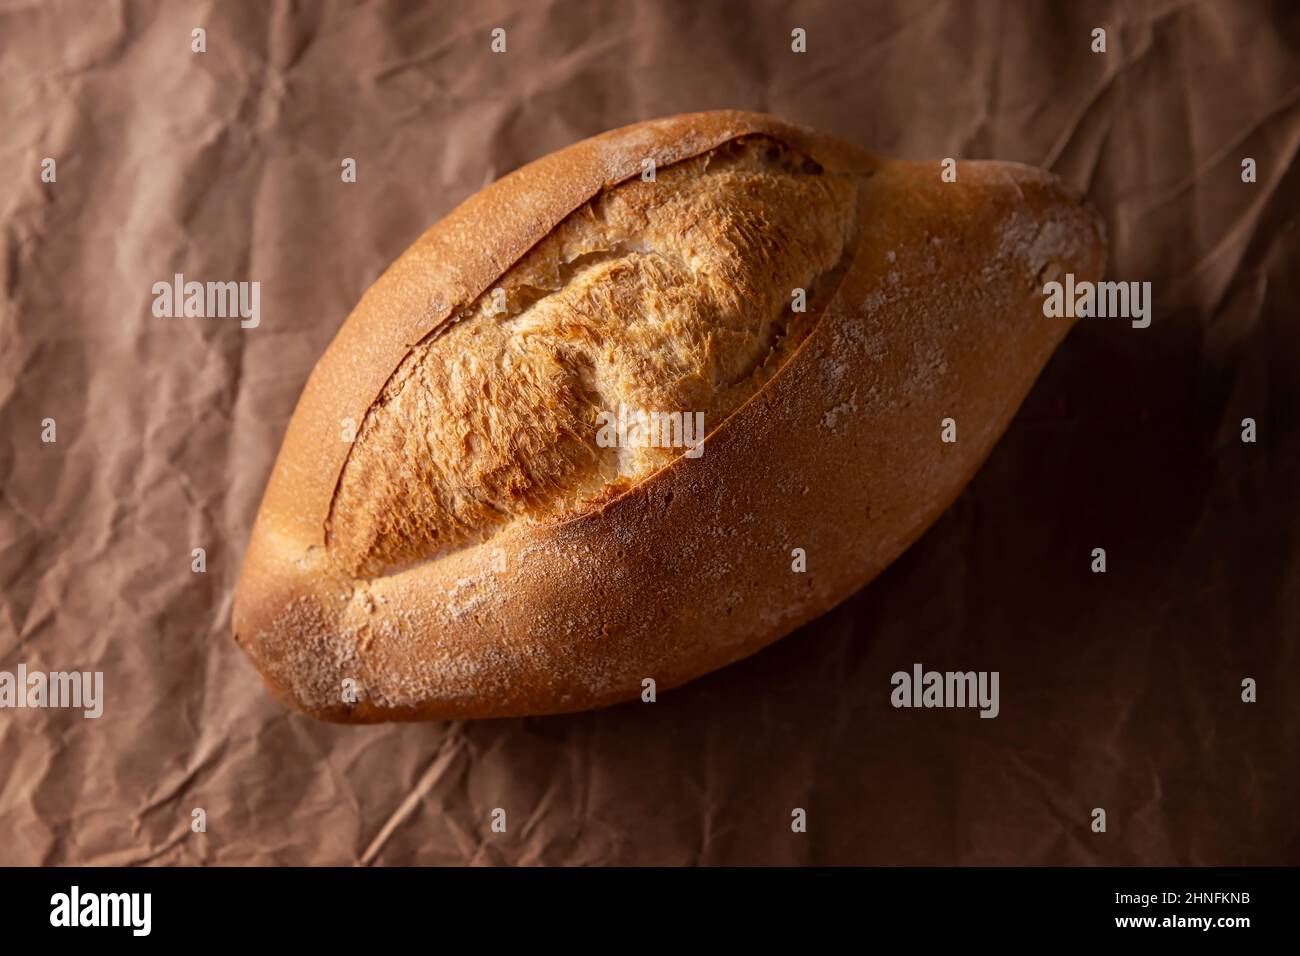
left=233, top=110, right=1106, bottom=722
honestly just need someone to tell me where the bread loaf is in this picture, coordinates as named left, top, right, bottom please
left=233, top=110, right=1106, bottom=722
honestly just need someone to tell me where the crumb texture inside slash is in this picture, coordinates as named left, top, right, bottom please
left=328, top=136, right=862, bottom=577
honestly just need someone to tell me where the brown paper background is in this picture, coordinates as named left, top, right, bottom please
left=1, top=0, right=1297, bottom=865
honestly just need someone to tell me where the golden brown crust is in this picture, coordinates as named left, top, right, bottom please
left=328, top=136, right=860, bottom=578
left=232, top=110, right=1107, bottom=722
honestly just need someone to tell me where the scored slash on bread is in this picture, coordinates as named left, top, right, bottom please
left=233, top=110, right=1107, bottom=722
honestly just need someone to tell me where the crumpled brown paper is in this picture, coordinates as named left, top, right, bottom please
left=1, top=0, right=1297, bottom=865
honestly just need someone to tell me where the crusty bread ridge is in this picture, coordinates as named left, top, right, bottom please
left=330, top=136, right=861, bottom=578
left=233, top=110, right=1107, bottom=722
